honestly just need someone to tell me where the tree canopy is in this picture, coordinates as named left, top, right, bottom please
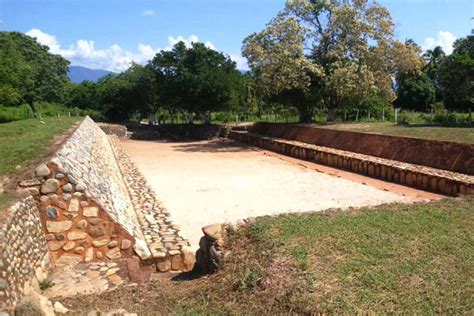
left=243, top=0, right=423, bottom=122
left=438, top=36, right=474, bottom=111
left=0, top=32, right=70, bottom=113
left=150, top=42, right=243, bottom=122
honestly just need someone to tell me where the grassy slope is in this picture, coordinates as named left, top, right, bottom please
left=63, top=197, right=474, bottom=314
left=318, top=122, right=474, bottom=144
left=0, top=117, right=80, bottom=209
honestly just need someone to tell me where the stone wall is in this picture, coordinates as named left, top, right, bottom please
left=98, top=123, right=128, bottom=138
left=18, top=117, right=150, bottom=262
left=230, top=131, right=474, bottom=196
left=128, top=123, right=231, bottom=141
left=0, top=197, right=51, bottom=312
left=250, top=123, right=474, bottom=175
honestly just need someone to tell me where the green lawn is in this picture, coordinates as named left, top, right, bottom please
left=318, top=122, right=474, bottom=144
left=0, top=117, right=80, bottom=209
left=62, top=196, right=474, bottom=314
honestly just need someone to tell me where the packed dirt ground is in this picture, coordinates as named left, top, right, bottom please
left=121, top=138, right=438, bottom=249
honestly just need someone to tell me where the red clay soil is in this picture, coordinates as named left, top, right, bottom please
left=251, top=123, right=474, bottom=175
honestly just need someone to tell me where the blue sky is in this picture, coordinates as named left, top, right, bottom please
left=1, top=0, right=472, bottom=72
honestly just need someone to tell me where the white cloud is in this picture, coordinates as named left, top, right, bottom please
left=422, top=31, right=457, bottom=55
left=142, top=10, right=155, bottom=16
left=229, top=54, right=249, bottom=70
left=26, top=28, right=61, bottom=52
left=25, top=28, right=244, bottom=72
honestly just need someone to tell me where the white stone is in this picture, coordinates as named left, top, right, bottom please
left=46, top=221, right=72, bottom=233
left=83, top=206, right=99, bottom=217
left=68, top=198, right=80, bottom=212
left=41, top=179, right=60, bottom=194
left=67, top=231, right=88, bottom=240
left=35, top=164, right=51, bottom=177
left=53, top=301, right=69, bottom=314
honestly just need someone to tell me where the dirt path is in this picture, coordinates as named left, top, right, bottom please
left=121, top=138, right=439, bottom=249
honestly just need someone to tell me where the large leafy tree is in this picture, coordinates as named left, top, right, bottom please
left=423, top=46, right=446, bottom=101
left=242, top=14, right=321, bottom=122
left=438, top=36, right=474, bottom=112
left=243, top=0, right=423, bottom=122
left=150, top=42, right=241, bottom=122
left=394, top=72, right=436, bottom=111
left=98, top=63, right=157, bottom=122
left=0, top=32, right=70, bottom=114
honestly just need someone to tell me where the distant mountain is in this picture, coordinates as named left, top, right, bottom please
left=68, top=66, right=114, bottom=83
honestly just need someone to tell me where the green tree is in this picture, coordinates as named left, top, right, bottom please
left=66, top=81, right=101, bottom=110
left=0, top=32, right=70, bottom=114
left=423, top=46, right=445, bottom=101
left=150, top=42, right=241, bottom=123
left=243, top=0, right=423, bottom=122
left=438, top=36, right=474, bottom=112
left=394, top=72, right=436, bottom=112
left=98, top=63, right=157, bottom=122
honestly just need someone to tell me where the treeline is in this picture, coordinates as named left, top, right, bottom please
left=0, top=0, right=472, bottom=124
left=242, top=0, right=473, bottom=122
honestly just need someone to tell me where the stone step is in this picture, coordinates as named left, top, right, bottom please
left=230, top=131, right=474, bottom=196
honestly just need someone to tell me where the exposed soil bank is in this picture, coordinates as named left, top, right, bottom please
left=121, top=139, right=434, bottom=249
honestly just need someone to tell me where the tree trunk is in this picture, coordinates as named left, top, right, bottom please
left=327, top=107, right=337, bottom=122
left=27, top=101, right=37, bottom=118
left=298, top=109, right=312, bottom=123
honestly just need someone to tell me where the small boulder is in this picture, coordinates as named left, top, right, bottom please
left=35, top=164, right=51, bottom=178
left=41, top=179, right=60, bottom=194
left=53, top=301, right=70, bottom=314
left=15, top=292, right=54, bottom=316
left=202, top=224, right=223, bottom=241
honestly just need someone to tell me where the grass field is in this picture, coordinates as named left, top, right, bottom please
left=63, top=196, right=474, bottom=314
left=319, top=122, right=474, bottom=144
left=0, top=117, right=80, bottom=209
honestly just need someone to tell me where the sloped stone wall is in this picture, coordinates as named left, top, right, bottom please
left=19, top=117, right=151, bottom=261
left=0, top=197, right=51, bottom=312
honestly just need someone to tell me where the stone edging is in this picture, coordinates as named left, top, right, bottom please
left=230, top=131, right=474, bottom=196
left=108, top=136, right=195, bottom=272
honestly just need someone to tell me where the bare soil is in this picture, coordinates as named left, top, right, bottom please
left=121, top=138, right=439, bottom=249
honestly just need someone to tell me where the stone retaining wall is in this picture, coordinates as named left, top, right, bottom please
left=0, top=197, right=51, bottom=312
left=128, top=123, right=230, bottom=141
left=250, top=123, right=474, bottom=175
left=230, top=131, right=474, bottom=196
left=98, top=123, right=128, bottom=138
left=2, top=116, right=194, bottom=311
left=17, top=117, right=150, bottom=262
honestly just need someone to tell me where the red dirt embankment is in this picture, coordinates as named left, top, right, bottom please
left=250, top=123, right=474, bottom=175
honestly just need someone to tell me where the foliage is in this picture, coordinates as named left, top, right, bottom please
left=150, top=42, right=244, bottom=122
left=438, top=36, right=474, bottom=111
left=243, top=0, right=424, bottom=122
left=395, top=72, right=436, bottom=111
left=0, top=103, right=101, bottom=123
left=0, top=32, right=70, bottom=113
left=98, top=63, right=157, bottom=122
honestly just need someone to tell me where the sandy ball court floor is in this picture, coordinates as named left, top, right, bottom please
left=121, top=138, right=437, bottom=249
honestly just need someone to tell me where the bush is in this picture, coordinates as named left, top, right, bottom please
left=0, top=103, right=102, bottom=122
